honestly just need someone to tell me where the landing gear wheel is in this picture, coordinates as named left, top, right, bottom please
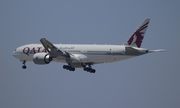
left=63, top=65, right=75, bottom=71
left=92, top=69, right=96, bottom=73
left=83, top=66, right=96, bottom=73
left=63, top=65, right=66, bottom=69
left=83, top=68, right=87, bottom=71
left=22, top=65, right=27, bottom=69
left=71, top=67, right=75, bottom=71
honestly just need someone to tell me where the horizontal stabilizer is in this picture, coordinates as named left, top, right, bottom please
left=149, top=49, right=168, bottom=53
left=125, top=47, right=149, bottom=55
left=125, top=47, right=139, bottom=53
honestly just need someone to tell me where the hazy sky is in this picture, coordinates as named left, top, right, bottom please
left=0, top=0, right=180, bottom=108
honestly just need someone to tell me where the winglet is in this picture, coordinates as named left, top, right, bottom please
left=124, top=18, right=150, bottom=48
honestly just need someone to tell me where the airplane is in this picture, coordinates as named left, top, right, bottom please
left=12, top=18, right=166, bottom=73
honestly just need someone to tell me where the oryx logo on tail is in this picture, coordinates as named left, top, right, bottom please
left=124, top=18, right=150, bottom=48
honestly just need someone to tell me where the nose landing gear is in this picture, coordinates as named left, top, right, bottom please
left=22, top=60, right=27, bottom=69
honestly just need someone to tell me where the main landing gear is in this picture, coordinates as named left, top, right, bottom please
left=62, top=64, right=96, bottom=73
left=83, top=65, right=96, bottom=73
left=63, top=65, right=75, bottom=71
left=22, top=60, right=27, bottom=69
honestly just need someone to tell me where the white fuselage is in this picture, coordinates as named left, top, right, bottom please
left=13, top=44, right=137, bottom=63
left=12, top=19, right=165, bottom=72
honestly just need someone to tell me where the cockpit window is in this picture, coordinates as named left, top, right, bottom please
left=14, top=49, right=16, bottom=51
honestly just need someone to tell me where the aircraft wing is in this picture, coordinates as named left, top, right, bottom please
left=40, top=38, right=67, bottom=58
left=40, top=38, right=80, bottom=62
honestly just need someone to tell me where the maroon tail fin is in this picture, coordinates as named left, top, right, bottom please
left=124, top=18, right=150, bottom=48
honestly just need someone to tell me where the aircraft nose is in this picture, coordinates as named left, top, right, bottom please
left=12, top=50, right=19, bottom=58
left=12, top=51, right=16, bottom=57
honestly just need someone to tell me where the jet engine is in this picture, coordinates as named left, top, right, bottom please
left=33, top=53, right=52, bottom=65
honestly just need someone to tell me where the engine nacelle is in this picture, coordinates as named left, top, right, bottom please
left=33, top=53, right=52, bottom=65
